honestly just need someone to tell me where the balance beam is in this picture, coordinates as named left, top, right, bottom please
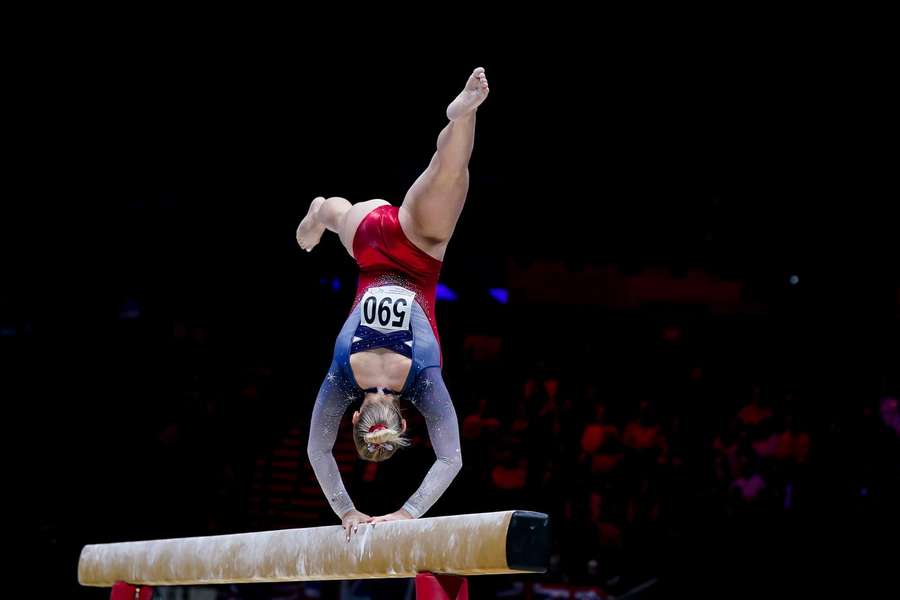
left=78, top=510, right=549, bottom=589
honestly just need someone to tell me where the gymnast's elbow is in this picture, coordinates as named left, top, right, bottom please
left=442, top=453, right=463, bottom=476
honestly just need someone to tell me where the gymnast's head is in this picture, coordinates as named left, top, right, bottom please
left=351, top=388, right=410, bottom=461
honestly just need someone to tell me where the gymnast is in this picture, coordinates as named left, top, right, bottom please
left=297, top=68, right=490, bottom=541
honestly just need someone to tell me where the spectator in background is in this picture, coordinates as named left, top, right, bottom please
left=773, top=413, right=811, bottom=465
left=509, top=395, right=530, bottom=438
left=622, top=399, right=667, bottom=469
left=713, top=418, right=743, bottom=485
left=580, top=402, right=622, bottom=477
left=660, top=414, right=688, bottom=469
left=589, top=490, right=624, bottom=555
left=521, top=363, right=562, bottom=496
left=731, top=452, right=767, bottom=504
left=461, top=393, right=502, bottom=442
left=880, top=394, right=900, bottom=436
left=737, top=383, right=773, bottom=428
left=489, top=435, right=530, bottom=511
left=750, top=417, right=779, bottom=461
left=523, top=366, right=561, bottom=435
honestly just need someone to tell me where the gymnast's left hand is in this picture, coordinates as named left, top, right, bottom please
left=366, top=509, right=413, bottom=526
left=341, top=509, right=372, bottom=542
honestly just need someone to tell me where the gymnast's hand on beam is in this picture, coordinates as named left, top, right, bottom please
left=340, top=509, right=372, bottom=542
left=365, top=508, right=413, bottom=527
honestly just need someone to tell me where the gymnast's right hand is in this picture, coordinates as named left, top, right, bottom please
left=340, top=509, right=371, bottom=542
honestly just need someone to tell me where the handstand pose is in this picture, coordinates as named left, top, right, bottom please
left=297, top=68, right=489, bottom=541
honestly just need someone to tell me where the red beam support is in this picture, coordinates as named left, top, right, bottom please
left=415, top=571, right=468, bottom=600
left=110, top=581, right=153, bottom=600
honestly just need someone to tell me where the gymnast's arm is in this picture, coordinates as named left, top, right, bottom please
left=306, top=359, right=358, bottom=520
left=401, top=366, right=463, bottom=519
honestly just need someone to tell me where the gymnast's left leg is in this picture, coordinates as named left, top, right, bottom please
left=296, top=196, right=351, bottom=252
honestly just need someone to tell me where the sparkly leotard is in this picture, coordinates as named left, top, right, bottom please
left=307, top=205, right=461, bottom=520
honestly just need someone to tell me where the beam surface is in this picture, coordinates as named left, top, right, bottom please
left=79, top=510, right=550, bottom=587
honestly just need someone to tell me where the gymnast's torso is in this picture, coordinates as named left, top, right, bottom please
left=346, top=203, right=445, bottom=391
left=307, top=204, right=462, bottom=520
left=351, top=203, right=443, bottom=358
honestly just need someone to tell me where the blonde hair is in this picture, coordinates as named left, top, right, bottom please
left=353, top=390, right=410, bottom=462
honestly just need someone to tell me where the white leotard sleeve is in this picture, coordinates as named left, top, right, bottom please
left=401, top=366, right=463, bottom=519
left=306, top=357, right=357, bottom=519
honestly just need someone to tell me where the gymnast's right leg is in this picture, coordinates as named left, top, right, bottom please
left=297, top=197, right=389, bottom=258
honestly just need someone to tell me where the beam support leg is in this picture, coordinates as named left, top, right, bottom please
left=110, top=581, right=154, bottom=600
left=415, top=571, right=468, bottom=600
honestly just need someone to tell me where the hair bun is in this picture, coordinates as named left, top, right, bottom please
left=365, top=428, right=398, bottom=444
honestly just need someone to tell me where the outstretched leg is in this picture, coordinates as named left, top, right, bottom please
left=399, top=68, right=489, bottom=261
left=296, top=196, right=349, bottom=252
left=297, top=196, right=389, bottom=258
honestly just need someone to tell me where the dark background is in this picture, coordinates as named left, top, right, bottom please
left=5, top=31, right=897, bottom=599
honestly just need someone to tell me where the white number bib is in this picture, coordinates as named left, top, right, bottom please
left=359, top=286, right=416, bottom=333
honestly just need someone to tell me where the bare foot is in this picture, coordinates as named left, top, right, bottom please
left=296, top=197, right=327, bottom=252
left=446, top=67, right=490, bottom=121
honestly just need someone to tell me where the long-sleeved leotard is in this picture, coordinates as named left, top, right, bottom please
left=306, top=205, right=462, bottom=520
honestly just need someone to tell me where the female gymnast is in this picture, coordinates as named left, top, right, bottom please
left=297, top=68, right=489, bottom=541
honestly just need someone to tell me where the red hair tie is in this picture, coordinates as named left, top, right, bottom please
left=368, top=423, right=388, bottom=433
